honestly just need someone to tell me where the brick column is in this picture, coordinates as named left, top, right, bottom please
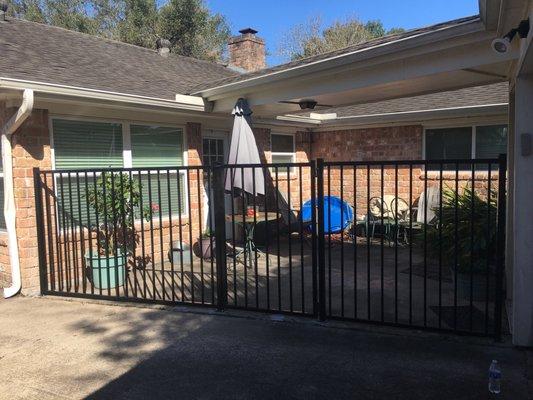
left=10, top=109, right=52, bottom=294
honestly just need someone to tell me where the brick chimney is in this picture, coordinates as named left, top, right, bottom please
left=228, top=28, right=266, bottom=72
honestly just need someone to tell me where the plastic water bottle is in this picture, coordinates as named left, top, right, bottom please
left=488, top=360, right=501, bottom=394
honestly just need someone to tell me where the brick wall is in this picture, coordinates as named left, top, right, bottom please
left=1, top=111, right=210, bottom=295
left=3, top=115, right=498, bottom=295
left=310, top=125, right=498, bottom=216
left=11, top=109, right=53, bottom=293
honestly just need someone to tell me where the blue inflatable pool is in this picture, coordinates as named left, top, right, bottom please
left=301, top=196, right=353, bottom=234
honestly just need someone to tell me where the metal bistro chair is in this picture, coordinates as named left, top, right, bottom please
left=362, top=196, right=396, bottom=244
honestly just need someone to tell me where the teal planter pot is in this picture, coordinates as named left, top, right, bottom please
left=86, top=251, right=126, bottom=290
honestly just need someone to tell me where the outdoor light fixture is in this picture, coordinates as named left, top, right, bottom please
left=491, top=19, right=530, bottom=54
left=298, top=99, right=318, bottom=110
left=279, top=99, right=333, bottom=109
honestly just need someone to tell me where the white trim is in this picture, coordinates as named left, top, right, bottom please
left=279, top=103, right=509, bottom=127
left=123, top=123, right=132, bottom=168
left=201, top=130, right=229, bottom=164
left=0, top=77, right=205, bottom=112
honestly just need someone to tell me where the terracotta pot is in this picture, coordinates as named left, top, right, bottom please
left=198, top=237, right=215, bottom=259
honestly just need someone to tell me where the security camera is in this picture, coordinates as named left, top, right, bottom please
left=491, top=37, right=512, bottom=54
left=491, top=19, right=530, bottom=54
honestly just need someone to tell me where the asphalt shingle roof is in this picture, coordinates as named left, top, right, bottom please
left=312, top=83, right=509, bottom=118
left=0, top=18, right=238, bottom=99
left=190, top=15, right=481, bottom=93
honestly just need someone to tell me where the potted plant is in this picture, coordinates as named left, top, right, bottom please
left=197, top=228, right=215, bottom=259
left=85, top=172, right=150, bottom=289
left=424, top=187, right=498, bottom=301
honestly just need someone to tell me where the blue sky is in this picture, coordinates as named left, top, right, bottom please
left=206, top=0, right=479, bottom=66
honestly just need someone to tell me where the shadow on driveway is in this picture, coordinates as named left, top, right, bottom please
left=0, top=296, right=529, bottom=400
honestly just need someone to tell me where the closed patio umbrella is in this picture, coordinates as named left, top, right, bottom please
left=225, top=98, right=265, bottom=196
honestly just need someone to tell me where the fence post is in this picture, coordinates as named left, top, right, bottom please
left=316, top=158, right=326, bottom=321
left=310, top=160, right=318, bottom=317
left=213, top=163, right=227, bottom=311
left=494, top=154, right=507, bottom=341
left=33, top=167, right=48, bottom=294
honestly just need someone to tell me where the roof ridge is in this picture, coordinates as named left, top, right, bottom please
left=9, top=17, right=230, bottom=70
left=274, top=15, right=481, bottom=68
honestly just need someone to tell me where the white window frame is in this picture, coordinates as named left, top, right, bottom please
left=49, top=115, right=190, bottom=229
left=422, top=123, right=508, bottom=167
left=270, top=132, right=296, bottom=174
left=127, top=121, right=189, bottom=221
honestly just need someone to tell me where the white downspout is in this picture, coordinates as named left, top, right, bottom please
left=2, top=89, right=34, bottom=298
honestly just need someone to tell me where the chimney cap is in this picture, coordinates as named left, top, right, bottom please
left=239, top=28, right=258, bottom=35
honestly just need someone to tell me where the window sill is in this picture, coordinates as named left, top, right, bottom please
left=274, top=173, right=298, bottom=181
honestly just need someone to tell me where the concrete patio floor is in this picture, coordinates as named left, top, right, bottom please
left=0, top=295, right=530, bottom=400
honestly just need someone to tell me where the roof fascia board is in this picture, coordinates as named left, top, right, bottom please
left=479, top=0, right=504, bottom=30
left=210, top=41, right=514, bottom=113
left=195, top=18, right=488, bottom=98
left=317, top=103, right=508, bottom=129
left=273, top=102, right=508, bottom=128
left=0, top=77, right=206, bottom=112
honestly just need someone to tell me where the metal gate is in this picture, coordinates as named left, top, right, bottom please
left=34, top=157, right=506, bottom=339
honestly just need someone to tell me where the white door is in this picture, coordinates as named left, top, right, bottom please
left=202, top=131, right=232, bottom=237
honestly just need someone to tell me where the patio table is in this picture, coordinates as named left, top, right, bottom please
left=226, top=212, right=279, bottom=266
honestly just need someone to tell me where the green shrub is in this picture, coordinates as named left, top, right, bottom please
left=423, top=187, right=498, bottom=274
left=86, top=172, right=151, bottom=257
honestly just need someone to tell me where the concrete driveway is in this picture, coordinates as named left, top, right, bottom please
left=0, top=295, right=530, bottom=400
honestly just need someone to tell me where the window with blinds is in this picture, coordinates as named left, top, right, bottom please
left=130, top=125, right=186, bottom=216
left=53, top=119, right=123, bottom=169
left=52, top=119, right=124, bottom=228
left=425, top=124, right=508, bottom=170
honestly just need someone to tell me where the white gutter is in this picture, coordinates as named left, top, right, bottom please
left=0, top=77, right=205, bottom=112
left=277, top=103, right=509, bottom=127
left=2, top=89, right=34, bottom=298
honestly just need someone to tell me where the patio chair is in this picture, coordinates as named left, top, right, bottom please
left=277, top=190, right=313, bottom=246
left=363, top=196, right=395, bottom=242
left=416, top=186, right=441, bottom=225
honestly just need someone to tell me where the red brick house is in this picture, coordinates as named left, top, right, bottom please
left=0, top=17, right=509, bottom=297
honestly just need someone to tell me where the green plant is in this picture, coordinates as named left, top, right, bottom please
left=86, top=172, right=152, bottom=257
left=201, top=228, right=212, bottom=238
left=423, top=186, right=498, bottom=274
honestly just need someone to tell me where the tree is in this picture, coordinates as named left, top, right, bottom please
left=278, top=16, right=405, bottom=61
left=6, top=0, right=230, bottom=61
left=116, top=0, right=158, bottom=48
left=158, top=0, right=229, bottom=61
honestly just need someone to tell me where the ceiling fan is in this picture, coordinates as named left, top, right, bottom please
left=279, top=99, right=333, bottom=110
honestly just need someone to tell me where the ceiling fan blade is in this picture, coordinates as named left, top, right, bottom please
left=278, top=100, right=300, bottom=105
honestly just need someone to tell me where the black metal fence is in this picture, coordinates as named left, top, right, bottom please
left=34, top=156, right=506, bottom=339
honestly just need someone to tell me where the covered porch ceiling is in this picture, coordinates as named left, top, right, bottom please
left=196, top=1, right=525, bottom=119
